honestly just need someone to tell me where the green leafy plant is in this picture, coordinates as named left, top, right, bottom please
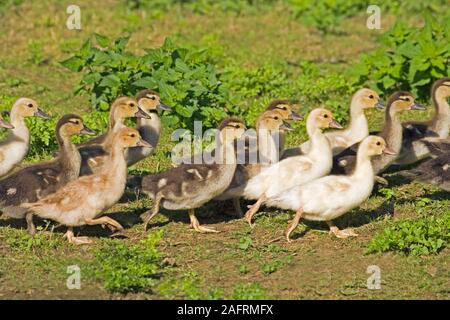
left=350, top=18, right=450, bottom=101
left=93, top=231, right=164, bottom=293
left=62, top=35, right=233, bottom=129
left=367, top=213, right=450, bottom=255
left=232, top=282, right=268, bottom=299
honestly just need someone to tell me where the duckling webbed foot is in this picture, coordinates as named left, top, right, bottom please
left=285, top=209, right=303, bottom=242
left=188, top=209, right=219, bottom=233
left=85, top=216, right=124, bottom=233
left=327, top=221, right=358, bottom=239
left=64, top=228, right=92, bottom=245
left=375, top=176, right=388, bottom=186
left=244, top=194, right=267, bottom=227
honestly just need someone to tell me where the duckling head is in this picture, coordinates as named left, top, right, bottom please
left=115, top=127, right=152, bottom=149
left=11, top=98, right=50, bottom=119
left=353, top=88, right=385, bottom=110
left=308, top=108, right=343, bottom=131
left=110, top=97, right=150, bottom=126
left=265, top=100, right=302, bottom=121
left=0, top=114, right=14, bottom=129
left=57, top=114, right=96, bottom=139
left=361, top=136, right=396, bottom=157
left=136, top=89, right=172, bottom=113
left=433, top=77, right=450, bottom=100
left=387, top=92, right=425, bottom=114
left=256, top=110, right=293, bottom=132
left=218, top=118, right=247, bottom=143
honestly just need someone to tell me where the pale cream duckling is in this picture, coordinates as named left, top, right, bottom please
left=128, top=118, right=246, bottom=233
left=282, top=88, right=384, bottom=158
left=0, top=98, right=50, bottom=177
left=265, top=136, right=395, bottom=242
left=78, top=97, right=150, bottom=175
left=396, top=77, right=450, bottom=165
left=214, top=110, right=294, bottom=217
left=126, top=89, right=172, bottom=166
left=244, top=108, right=343, bottom=226
left=22, top=128, right=152, bottom=245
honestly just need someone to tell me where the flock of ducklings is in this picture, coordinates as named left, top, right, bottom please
left=0, top=78, right=449, bottom=244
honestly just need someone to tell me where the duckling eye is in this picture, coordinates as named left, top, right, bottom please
left=150, top=96, right=156, bottom=100
left=129, top=102, right=136, bottom=107
left=27, top=103, right=33, bottom=108
left=130, top=133, right=136, bottom=138
left=376, top=142, right=381, bottom=146
left=369, top=95, right=374, bottom=99
left=323, top=114, right=329, bottom=118
left=274, top=116, right=279, bottom=120
left=405, top=97, right=410, bottom=102
left=234, top=125, right=241, bottom=129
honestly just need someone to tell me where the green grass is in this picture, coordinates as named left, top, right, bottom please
left=0, top=0, right=449, bottom=300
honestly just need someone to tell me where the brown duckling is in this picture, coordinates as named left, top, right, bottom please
left=399, top=138, right=450, bottom=191
left=126, top=89, right=172, bottom=166
left=0, top=98, right=50, bottom=177
left=22, top=128, right=151, bottom=244
left=78, top=96, right=150, bottom=175
left=0, top=115, right=95, bottom=226
left=332, top=91, right=424, bottom=176
left=396, top=78, right=450, bottom=165
left=129, top=118, right=247, bottom=233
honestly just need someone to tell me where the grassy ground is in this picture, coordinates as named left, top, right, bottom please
left=0, top=0, right=449, bottom=299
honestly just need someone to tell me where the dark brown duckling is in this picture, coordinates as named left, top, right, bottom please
left=128, top=118, right=247, bottom=233
left=332, top=91, right=424, bottom=176
left=0, top=114, right=95, bottom=227
left=396, top=78, right=450, bottom=165
left=399, top=138, right=450, bottom=191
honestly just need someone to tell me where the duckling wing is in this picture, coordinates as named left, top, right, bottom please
left=331, top=144, right=358, bottom=175
left=399, top=153, right=450, bottom=188
left=0, top=161, right=62, bottom=208
left=423, top=139, right=450, bottom=156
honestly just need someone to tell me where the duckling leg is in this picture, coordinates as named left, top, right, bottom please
left=25, top=212, right=36, bottom=236
left=244, top=194, right=267, bottom=227
left=85, top=217, right=124, bottom=232
left=143, top=196, right=161, bottom=231
left=326, top=221, right=359, bottom=238
left=188, top=209, right=219, bottom=233
left=63, top=227, right=92, bottom=245
left=285, top=209, right=303, bottom=242
left=233, top=198, right=244, bottom=218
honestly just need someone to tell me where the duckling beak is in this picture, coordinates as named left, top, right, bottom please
left=80, top=126, right=96, bottom=136
left=34, top=108, right=51, bottom=119
left=383, top=147, right=396, bottom=155
left=290, top=111, right=303, bottom=121
left=0, top=119, right=14, bottom=129
left=375, top=101, right=385, bottom=109
left=411, top=103, right=425, bottom=110
left=329, top=119, right=343, bottom=129
left=136, top=139, right=152, bottom=148
left=135, top=107, right=151, bottom=119
left=280, top=121, right=294, bottom=131
left=157, top=103, right=172, bottom=112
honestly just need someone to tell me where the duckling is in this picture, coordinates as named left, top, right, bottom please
left=0, top=98, right=50, bottom=177
left=282, top=88, right=384, bottom=158
left=332, top=92, right=424, bottom=176
left=399, top=138, right=450, bottom=191
left=244, top=108, right=343, bottom=226
left=126, top=89, right=172, bottom=166
left=213, top=109, right=294, bottom=216
left=129, top=118, right=246, bottom=233
left=0, top=115, right=95, bottom=225
left=395, top=78, right=450, bottom=165
left=22, top=128, right=151, bottom=244
left=265, top=136, right=395, bottom=242
left=264, top=100, right=302, bottom=154
left=78, top=96, right=150, bottom=175
left=0, top=114, right=14, bottom=130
